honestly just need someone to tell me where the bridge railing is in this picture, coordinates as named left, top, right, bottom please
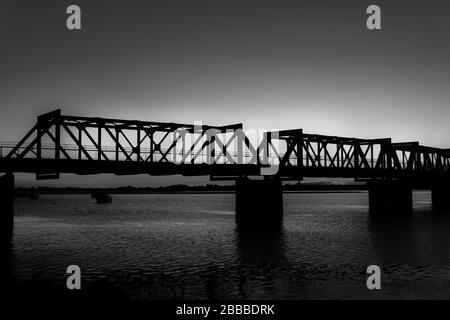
left=264, top=129, right=393, bottom=173
left=2, top=109, right=450, bottom=178
left=391, top=143, right=450, bottom=173
left=0, top=142, right=265, bottom=164
left=1, top=140, right=384, bottom=169
left=3, top=141, right=446, bottom=174
left=265, top=129, right=450, bottom=175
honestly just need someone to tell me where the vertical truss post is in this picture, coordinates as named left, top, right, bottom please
left=149, top=131, right=154, bottom=163
left=209, top=134, right=215, bottom=165
left=371, top=145, right=374, bottom=168
left=385, top=139, right=393, bottom=176
left=78, top=126, right=82, bottom=160
left=354, top=142, right=359, bottom=170
left=337, top=142, right=341, bottom=168
left=296, top=129, right=303, bottom=170
left=136, top=126, right=141, bottom=162
left=55, top=115, right=60, bottom=161
left=115, top=129, right=119, bottom=161
left=98, top=122, right=102, bottom=161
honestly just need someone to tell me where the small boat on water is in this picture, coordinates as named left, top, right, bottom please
left=91, top=193, right=112, bottom=203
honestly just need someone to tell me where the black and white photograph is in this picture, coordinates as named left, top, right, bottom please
left=1, top=0, right=450, bottom=316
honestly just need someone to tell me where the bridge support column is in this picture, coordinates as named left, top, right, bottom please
left=368, top=180, right=412, bottom=214
left=0, top=173, right=14, bottom=238
left=235, top=177, right=283, bottom=226
left=432, top=181, right=450, bottom=210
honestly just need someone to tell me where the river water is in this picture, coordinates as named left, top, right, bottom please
left=7, top=192, right=450, bottom=299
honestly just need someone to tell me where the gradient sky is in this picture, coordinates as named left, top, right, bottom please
left=1, top=0, right=449, bottom=186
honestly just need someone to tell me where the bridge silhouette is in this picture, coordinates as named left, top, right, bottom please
left=1, top=109, right=450, bottom=234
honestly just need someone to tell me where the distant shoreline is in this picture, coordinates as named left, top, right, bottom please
left=13, top=184, right=434, bottom=198
left=15, top=190, right=367, bottom=196
left=14, top=184, right=370, bottom=197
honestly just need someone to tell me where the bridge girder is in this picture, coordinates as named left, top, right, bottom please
left=0, top=109, right=449, bottom=182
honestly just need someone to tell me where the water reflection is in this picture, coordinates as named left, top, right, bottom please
left=10, top=192, right=450, bottom=300
left=1, top=232, right=15, bottom=303
left=367, top=210, right=416, bottom=264
left=234, top=221, right=287, bottom=298
left=367, top=203, right=450, bottom=298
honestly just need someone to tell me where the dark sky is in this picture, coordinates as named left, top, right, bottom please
left=1, top=0, right=449, bottom=186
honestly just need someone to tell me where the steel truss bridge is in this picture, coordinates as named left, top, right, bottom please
left=0, top=109, right=449, bottom=184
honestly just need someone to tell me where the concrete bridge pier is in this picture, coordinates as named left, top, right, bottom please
left=235, top=177, right=283, bottom=226
left=432, top=181, right=450, bottom=210
left=368, top=179, right=412, bottom=214
left=0, top=173, right=14, bottom=239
